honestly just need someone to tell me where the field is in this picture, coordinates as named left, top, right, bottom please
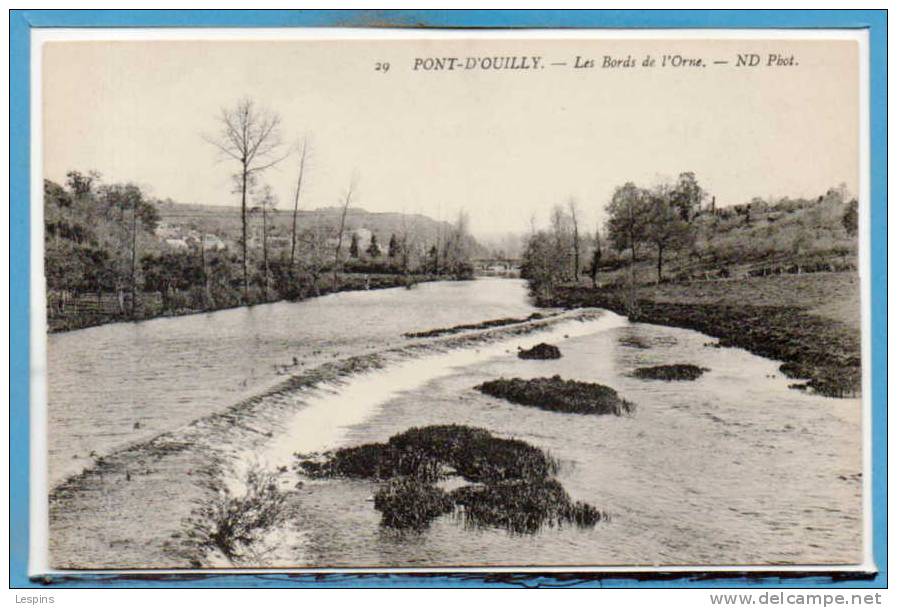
left=626, top=273, right=861, bottom=332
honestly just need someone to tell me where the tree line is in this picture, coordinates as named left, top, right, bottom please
left=522, top=172, right=860, bottom=300
left=45, top=97, right=476, bottom=328
left=522, top=172, right=705, bottom=298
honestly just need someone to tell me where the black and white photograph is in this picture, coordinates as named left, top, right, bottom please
left=34, top=30, right=869, bottom=573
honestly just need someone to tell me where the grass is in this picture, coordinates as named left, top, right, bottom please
left=632, top=364, right=708, bottom=381
left=475, top=375, right=635, bottom=416
left=517, top=342, right=562, bottom=360
left=296, top=425, right=604, bottom=534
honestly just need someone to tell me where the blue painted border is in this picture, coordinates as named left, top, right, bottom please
left=9, top=9, right=887, bottom=589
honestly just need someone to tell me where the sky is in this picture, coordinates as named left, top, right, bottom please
left=42, top=36, right=859, bottom=239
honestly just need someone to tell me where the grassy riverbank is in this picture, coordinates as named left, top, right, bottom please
left=540, top=272, right=861, bottom=398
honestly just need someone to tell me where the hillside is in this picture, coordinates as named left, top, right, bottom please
left=591, top=191, right=858, bottom=287
left=155, top=200, right=487, bottom=256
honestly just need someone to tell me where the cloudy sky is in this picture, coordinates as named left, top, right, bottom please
left=42, top=35, right=859, bottom=238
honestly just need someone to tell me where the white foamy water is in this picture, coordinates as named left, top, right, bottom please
left=238, top=312, right=628, bottom=483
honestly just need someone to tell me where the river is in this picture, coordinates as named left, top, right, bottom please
left=46, top=278, right=863, bottom=569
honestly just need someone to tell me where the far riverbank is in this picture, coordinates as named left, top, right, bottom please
left=47, top=272, right=446, bottom=334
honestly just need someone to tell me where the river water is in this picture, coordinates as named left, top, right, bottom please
left=47, top=279, right=538, bottom=487
left=46, top=278, right=863, bottom=568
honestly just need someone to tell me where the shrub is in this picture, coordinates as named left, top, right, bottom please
left=181, top=467, right=288, bottom=563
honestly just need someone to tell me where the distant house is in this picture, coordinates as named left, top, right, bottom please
left=164, top=237, right=190, bottom=250
left=155, top=222, right=180, bottom=239
left=326, top=228, right=373, bottom=251
left=202, top=234, right=226, bottom=251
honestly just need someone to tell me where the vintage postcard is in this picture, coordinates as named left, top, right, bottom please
left=31, top=28, right=870, bottom=575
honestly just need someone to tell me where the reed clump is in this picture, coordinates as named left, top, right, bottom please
left=451, top=478, right=605, bottom=534
left=632, top=364, right=709, bottom=381
left=299, top=424, right=557, bottom=483
left=374, top=477, right=454, bottom=530
left=475, top=375, right=635, bottom=416
left=517, top=342, right=562, bottom=360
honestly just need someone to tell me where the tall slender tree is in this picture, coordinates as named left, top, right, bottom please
left=367, top=234, right=381, bottom=258
left=204, top=98, right=285, bottom=303
left=568, top=198, right=581, bottom=281
left=332, top=177, right=356, bottom=287
left=251, top=184, right=277, bottom=301
left=590, top=226, right=603, bottom=288
left=289, top=137, right=309, bottom=268
left=387, top=234, right=400, bottom=260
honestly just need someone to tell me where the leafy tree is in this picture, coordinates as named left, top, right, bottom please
left=349, top=232, right=360, bottom=258
left=670, top=172, right=705, bottom=221
left=644, top=184, right=695, bottom=282
left=521, top=231, right=567, bottom=299
left=98, top=183, right=159, bottom=316
left=842, top=199, right=859, bottom=236
left=441, top=210, right=475, bottom=278
left=605, top=182, right=651, bottom=262
left=142, top=252, right=203, bottom=312
left=65, top=170, right=101, bottom=198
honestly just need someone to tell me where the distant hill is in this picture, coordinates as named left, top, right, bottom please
left=156, top=201, right=488, bottom=255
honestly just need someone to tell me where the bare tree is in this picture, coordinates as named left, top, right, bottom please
left=398, top=211, right=419, bottom=282
left=204, top=98, right=285, bottom=303
left=568, top=198, right=581, bottom=281
left=332, top=177, right=356, bottom=288
left=289, top=137, right=310, bottom=268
